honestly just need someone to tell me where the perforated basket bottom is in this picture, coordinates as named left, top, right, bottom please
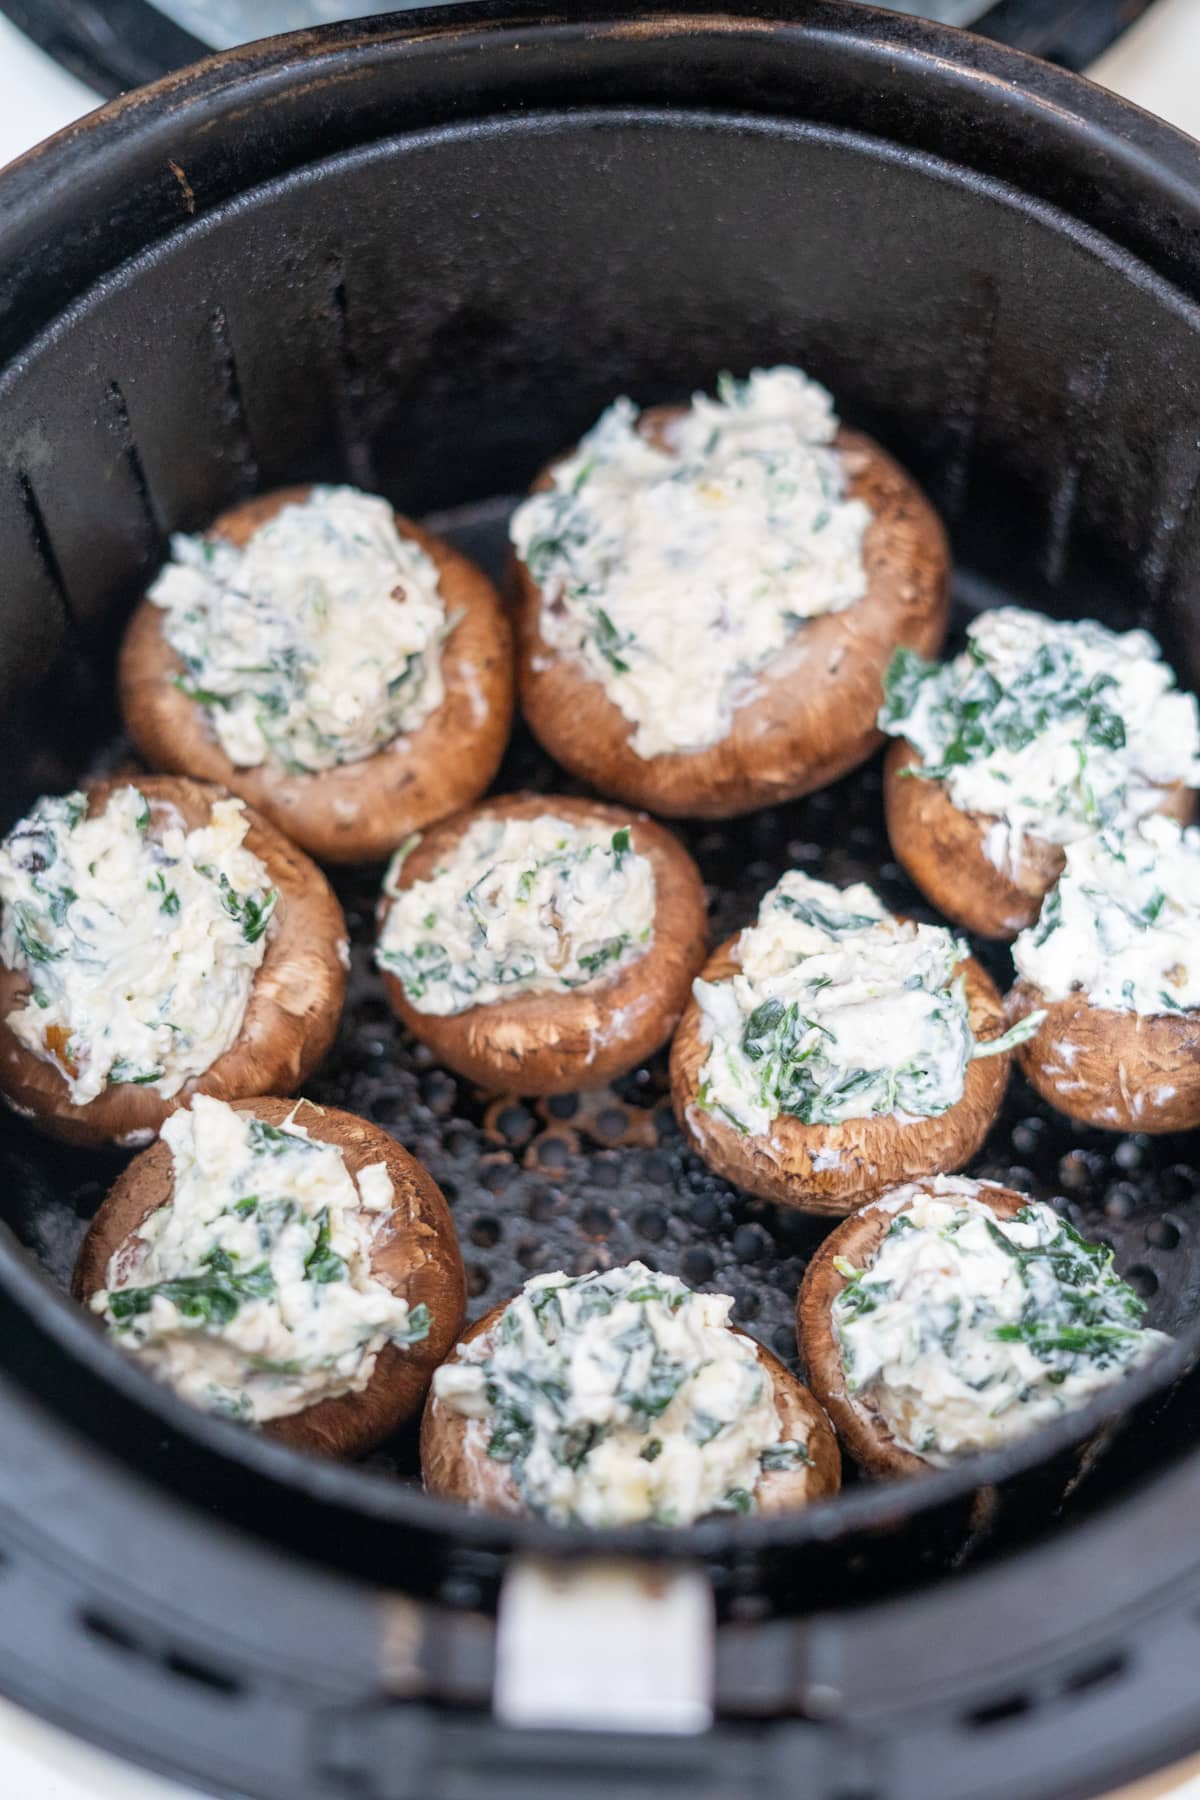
left=1, top=500, right=1198, bottom=1493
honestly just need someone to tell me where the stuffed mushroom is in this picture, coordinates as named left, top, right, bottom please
left=0, top=775, right=346, bottom=1149
left=421, top=1261, right=840, bottom=1524
left=509, top=366, right=949, bottom=817
left=879, top=606, right=1200, bottom=939
left=1007, top=814, right=1200, bottom=1132
left=74, top=1095, right=465, bottom=1456
left=796, top=1175, right=1169, bottom=1477
left=375, top=793, right=707, bottom=1095
left=119, top=483, right=514, bottom=863
left=669, top=870, right=1032, bottom=1215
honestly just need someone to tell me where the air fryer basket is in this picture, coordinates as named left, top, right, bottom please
left=0, top=0, right=1161, bottom=94
left=3, top=3, right=1200, bottom=1795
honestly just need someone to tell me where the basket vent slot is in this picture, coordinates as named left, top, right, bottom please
left=165, top=1648, right=242, bottom=1696
left=208, top=302, right=260, bottom=493
left=1061, top=1651, right=1127, bottom=1696
left=325, top=251, right=375, bottom=491
left=16, top=469, right=73, bottom=628
left=80, top=1605, right=243, bottom=1698
left=106, top=379, right=166, bottom=548
left=964, top=1690, right=1032, bottom=1729
left=80, top=1606, right=139, bottom=1654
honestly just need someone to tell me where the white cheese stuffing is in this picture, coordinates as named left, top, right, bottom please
left=692, top=871, right=1030, bottom=1138
left=833, top=1178, right=1169, bottom=1466
left=878, top=607, right=1200, bottom=873
left=375, top=813, right=656, bottom=1016
left=92, top=1095, right=427, bottom=1423
left=433, top=1262, right=810, bottom=1525
left=150, top=485, right=449, bottom=772
left=1013, top=815, right=1200, bottom=1015
left=509, top=367, right=871, bottom=759
left=0, top=787, right=276, bottom=1103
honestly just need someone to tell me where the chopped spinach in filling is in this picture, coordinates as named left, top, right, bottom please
left=150, top=485, right=452, bottom=773
left=510, top=366, right=871, bottom=760
left=692, top=871, right=1037, bottom=1138
left=94, top=1095, right=428, bottom=1424
left=0, top=787, right=277, bottom=1103
left=832, top=1180, right=1169, bottom=1464
left=878, top=607, right=1200, bottom=871
left=432, top=1262, right=808, bottom=1526
left=1013, top=814, right=1200, bottom=1016
left=375, top=813, right=656, bottom=1016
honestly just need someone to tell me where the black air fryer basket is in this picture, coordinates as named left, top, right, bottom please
left=0, top=0, right=1162, bottom=92
left=4, top=5, right=1200, bottom=1796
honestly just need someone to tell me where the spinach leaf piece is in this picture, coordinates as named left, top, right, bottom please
left=303, top=1208, right=348, bottom=1285
left=108, top=1260, right=276, bottom=1328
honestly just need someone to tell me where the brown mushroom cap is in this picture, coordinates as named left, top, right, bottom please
left=376, top=792, right=708, bottom=1096
left=118, top=485, right=515, bottom=864
left=669, top=932, right=1010, bottom=1215
left=1009, top=977, right=1200, bottom=1134
left=421, top=1300, right=841, bottom=1518
left=73, top=1095, right=466, bottom=1457
left=511, top=416, right=950, bottom=818
left=796, top=1178, right=1030, bottom=1477
left=0, top=775, right=347, bottom=1150
left=884, top=739, right=1197, bottom=941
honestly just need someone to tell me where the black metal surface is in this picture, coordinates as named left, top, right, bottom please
left=0, top=0, right=1162, bottom=96
left=0, top=3, right=1199, bottom=1794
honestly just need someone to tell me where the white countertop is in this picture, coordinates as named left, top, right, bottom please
left=0, top=1, right=1199, bottom=1794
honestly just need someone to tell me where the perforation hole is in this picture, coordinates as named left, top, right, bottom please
left=495, top=1104, right=534, bottom=1146
left=1105, top=1182, right=1140, bottom=1221
left=681, top=1247, right=714, bottom=1286
left=733, top=1225, right=770, bottom=1264
left=483, top=1160, right=517, bottom=1194
left=534, top=1135, right=571, bottom=1169
left=635, top=1205, right=667, bottom=1242
left=525, top=1188, right=560, bottom=1224
left=1125, top=1265, right=1158, bottom=1299
left=421, top=1071, right=457, bottom=1117
left=1011, top=1117, right=1047, bottom=1158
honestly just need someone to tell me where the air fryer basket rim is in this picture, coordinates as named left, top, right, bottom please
left=6, top=0, right=1200, bottom=350
left=6, top=1262, right=1200, bottom=1800
left=1, top=0, right=1200, bottom=1571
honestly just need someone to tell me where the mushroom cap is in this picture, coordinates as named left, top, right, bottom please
left=377, top=792, right=708, bottom=1096
left=73, top=1094, right=466, bottom=1457
left=669, top=932, right=1010, bottom=1215
left=0, top=774, right=347, bottom=1149
left=421, top=1300, right=841, bottom=1518
left=512, top=420, right=950, bottom=818
left=119, top=485, right=514, bottom=863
